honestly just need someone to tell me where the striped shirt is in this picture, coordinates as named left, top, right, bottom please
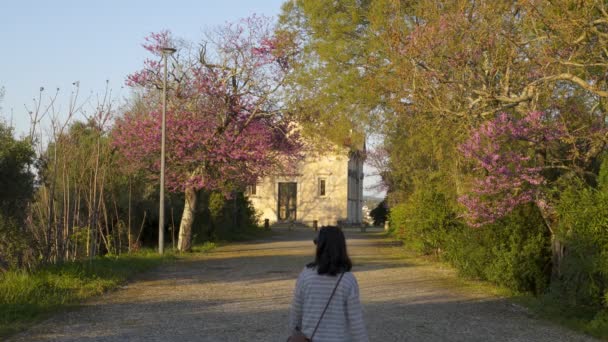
left=289, top=267, right=369, bottom=342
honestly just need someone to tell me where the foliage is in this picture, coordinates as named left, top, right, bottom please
left=459, top=111, right=566, bottom=227
left=194, top=191, right=261, bottom=242
left=116, top=17, right=301, bottom=194
left=553, top=177, right=608, bottom=308
left=389, top=184, right=459, bottom=255
left=0, top=251, right=172, bottom=338
left=28, top=118, right=152, bottom=261
left=369, top=199, right=388, bottom=226
left=277, top=0, right=389, bottom=147
left=0, top=214, right=34, bottom=272
left=114, top=16, right=303, bottom=251
left=0, top=122, right=35, bottom=270
left=0, top=122, right=35, bottom=219
left=383, top=111, right=461, bottom=205
left=444, top=204, right=551, bottom=295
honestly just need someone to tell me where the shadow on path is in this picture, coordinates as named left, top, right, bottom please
left=8, top=228, right=600, bottom=342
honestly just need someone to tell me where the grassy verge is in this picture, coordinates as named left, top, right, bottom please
left=191, top=241, right=218, bottom=253
left=513, top=295, right=608, bottom=340
left=0, top=249, right=176, bottom=338
left=0, top=234, right=246, bottom=339
left=383, top=232, right=608, bottom=340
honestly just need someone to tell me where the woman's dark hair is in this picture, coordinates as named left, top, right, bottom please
left=307, top=226, right=352, bottom=275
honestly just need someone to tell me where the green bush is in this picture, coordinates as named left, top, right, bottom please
left=444, top=204, right=550, bottom=294
left=370, top=200, right=388, bottom=226
left=193, top=191, right=261, bottom=243
left=0, top=214, right=34, bottom=271
left=389, top=185, right=460, bottom=255
left=442, top=226, right=489, bottom=280
left=553, top=180, right=608, bottom=308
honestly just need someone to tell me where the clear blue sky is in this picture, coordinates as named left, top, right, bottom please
left=0, top=0, right=286, bottom=134
left=0, top=0, right=386, bottom=198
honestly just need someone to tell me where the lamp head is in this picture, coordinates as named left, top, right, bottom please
left=161, top=47, right=176, bottom=55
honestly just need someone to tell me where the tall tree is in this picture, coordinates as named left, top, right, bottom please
left=459, top=109, right=606, bottom=276
left=0, top=121, right=35, bottom=269
left=114, top=16, right=302, bottom=251
left=278, top=0, right=391, bottom=147
left=0, top=122, right=35, bottom=219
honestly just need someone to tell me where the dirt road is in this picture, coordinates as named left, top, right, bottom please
left=9, top=228, right=599, bottom=341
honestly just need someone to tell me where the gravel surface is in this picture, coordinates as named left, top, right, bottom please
left=9, top=228, right=600, bottom=341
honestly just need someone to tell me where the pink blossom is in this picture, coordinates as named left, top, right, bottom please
left=459, top=111, right=565, bottom=226
left=114, top=18, right=303, bottom=195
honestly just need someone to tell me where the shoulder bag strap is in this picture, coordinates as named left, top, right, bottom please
left=310, top=272, right=345, bottom=340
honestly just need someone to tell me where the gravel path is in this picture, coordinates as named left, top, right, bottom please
left=9, top=228, right=599, bottom=341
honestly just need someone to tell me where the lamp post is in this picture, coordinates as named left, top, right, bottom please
left=159, top=47, right=176, bottom=255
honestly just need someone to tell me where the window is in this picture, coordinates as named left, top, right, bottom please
left=247, top=183, right=257, bottom=196
left=318, top=178, right=326, bottom=197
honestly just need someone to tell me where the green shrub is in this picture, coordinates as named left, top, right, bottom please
left=442, top=226, right=489, bottom=280
left=553, top=180, right=608, bottom=308
left=0, top=214, right=35, bottom=271
left=370, top=200, right=388, bottom=226
left=444, top=204, right=550, bottom=294
left=389, top=185, right=460, bottom=255
left=193, top=191, right=261, bottom=243
left=587, top=310, right=608, bottom=338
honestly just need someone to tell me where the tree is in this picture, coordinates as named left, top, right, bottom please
left=0, top=86, right=4, bottom=114
left=0, top=122, right=35, bottom=219
left=0, top=121, right=35, bottom=269
left=114, top=16, right=303, bottom=251
left=458, top=110, right=606, bottom=276
left=459, top=112, right=565, bottom=227
left=278, top=0, right=390, bottom=147
left=369, top=199, right=388, bottom=227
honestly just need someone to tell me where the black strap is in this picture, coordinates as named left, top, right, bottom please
left=310, top=272, right=345, bottom=340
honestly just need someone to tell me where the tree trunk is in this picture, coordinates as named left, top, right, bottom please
left=90, top=136, right=101, bottom=259
left=46, top=142, right=58, bottom=262
left=536, top=200, right=563, bottom=279
left=178, top=187, right=197, bottom=252
left=550, top=233, right=565, bottom=278
left=128, top=177, right=132, bottom=253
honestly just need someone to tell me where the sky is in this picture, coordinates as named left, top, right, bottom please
left=0, top=0, right=386, bottom=198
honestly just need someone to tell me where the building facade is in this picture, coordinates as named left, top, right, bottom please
left=248, top=149, right=365, bottom=227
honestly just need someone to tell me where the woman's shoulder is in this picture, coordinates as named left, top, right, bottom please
left=340, top=271, right=359, bottom=287
left=298, top=266, right=317, bottom=280
left=298, top=267, right=359, bottom=285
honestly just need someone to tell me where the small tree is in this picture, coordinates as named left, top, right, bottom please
left=369, top=199, right=388, bottom=227
left=0, top=121, right=35, bottom=269
left=459, top=111, right=577, bottom=275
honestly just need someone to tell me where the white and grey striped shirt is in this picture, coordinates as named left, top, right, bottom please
left=289, top=267, right=369, bottom=342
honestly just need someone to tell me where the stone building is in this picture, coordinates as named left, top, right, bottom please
left=247, top=147, right=365, bottom=227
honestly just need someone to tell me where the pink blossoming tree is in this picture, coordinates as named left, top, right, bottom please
left=459, top=111, right=568, bottom=273
left=459, top=111, right=565, bottom=227
left=113, top=16, right=302, bottom=251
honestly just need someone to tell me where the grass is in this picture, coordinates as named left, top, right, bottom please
left=0, top=241, right=220, bottom=339
left=0, top=250, right=173, bottom=337
left=191, top=241, right=218, bottom=253
left=383, top=234, right=514, bottom=298
left=513, top=294, right=608, bottom=340
left=383, top=231, right=608, bottom=341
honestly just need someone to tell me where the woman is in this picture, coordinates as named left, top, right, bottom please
left=288, top=226, right=369, bottom=342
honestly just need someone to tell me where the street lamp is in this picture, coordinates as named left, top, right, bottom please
left=159, top=46, right=176, bottom=255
